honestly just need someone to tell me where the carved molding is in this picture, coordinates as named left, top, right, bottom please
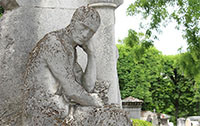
left=16, top=0, right=88, bottom=8
left=14, top=0, right=123, bottom=9
left=89, top=0, right=123, bottom=8
left=89, top=3, right=117, bottom=8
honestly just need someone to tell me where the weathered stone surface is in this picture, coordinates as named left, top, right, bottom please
left=89, top=7, right=122, bottom=106
left=0, top=7, right=75, bottom=125
left=66, top=105, right=132, bottom=126
left=94, top=80, right=110, bottom=104
left=22, top=6, right=103, bottom=125
left=75, top=0, right=123, bottom=107
left=0, top=0, right=124, bottom=125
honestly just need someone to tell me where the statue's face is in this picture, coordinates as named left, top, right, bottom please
left=72, top=21, right=95, bottom=45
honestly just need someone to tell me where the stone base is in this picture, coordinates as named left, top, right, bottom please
left=65, top=105, right=132, bottom=126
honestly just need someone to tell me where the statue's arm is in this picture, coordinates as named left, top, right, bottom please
left=81, top=43, right=96, bottom=93
left=46, top=48, right=100, bottom=107
left=82, top=53, right=96, bottom=92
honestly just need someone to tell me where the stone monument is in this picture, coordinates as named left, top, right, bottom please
left=22, top=6, right=103, bottom=125
left=0, top=0, right=129, bottom=125
left=122, top=96, right=143, bottom=119
left=177, top=118, right=186, bottom=126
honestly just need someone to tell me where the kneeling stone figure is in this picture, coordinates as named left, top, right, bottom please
left=23, top=6, right=102, bottom=125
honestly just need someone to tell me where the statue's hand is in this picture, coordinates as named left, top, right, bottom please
left=81, top=41, right=94, bottom=55
left=90, top=93, right=103, bottom=107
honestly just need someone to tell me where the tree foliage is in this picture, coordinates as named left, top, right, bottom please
left=117, top=30, right=199, bottom=123
left=152, top=55, right=198, bottom=122
left=127, top=0, right=200, bottom=81
left=117, top=30, right=157, bottom=110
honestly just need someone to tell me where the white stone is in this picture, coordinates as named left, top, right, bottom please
left=177, top=118, right=186, bottom=126
left=88, top=6, right=121, bottom=106
left=0, top=6, right=77, bottom=125
left=66, top=105, right=132, bottom=126
left=186, top=118, right=192, bottom=126
left=0, top=0, right=123, bottom=125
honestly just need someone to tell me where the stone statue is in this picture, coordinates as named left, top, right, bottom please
left=0, top=1, right=131, bottom=125
left=23, top=6, right=103, bottom=125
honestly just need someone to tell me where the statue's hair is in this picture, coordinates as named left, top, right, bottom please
left=71, top=6, right=101, bottom=32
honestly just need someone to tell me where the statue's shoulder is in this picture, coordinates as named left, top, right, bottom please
left=36, top=31, right=62, bottom=48
left=42, top=31, right=58, bottom=43
left=27, top=31, right=62, bottom=62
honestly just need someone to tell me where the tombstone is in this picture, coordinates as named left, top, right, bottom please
left=141, top=111, right=173, bottom=126
left=168, top=121, right=174, bottom=126
left=152, top=113, right=159, bottom=126
left=122, top=96, right=143, bottom=119
left=185, top=118, right=192, bottom=126
left=187, top=116, right=200, bottom=126
left=160, top=113, right=171, bottom=126
left=141, top=110, right=158, bottom=126
left=177, top=118, right=186, bottom=126
left=0, top=0, right=129, bottom=125
left=187, top=116, right=200, bottom=121
left=191, top=121, right=199, bottom=126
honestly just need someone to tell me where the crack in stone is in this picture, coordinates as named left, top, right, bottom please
left=5, top=41, right=14, bottom=49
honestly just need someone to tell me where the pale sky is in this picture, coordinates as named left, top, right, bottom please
left=115, top=0, right=188, bottom=55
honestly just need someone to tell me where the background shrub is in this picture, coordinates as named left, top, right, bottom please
left=131, top=119, right=152, bottom=126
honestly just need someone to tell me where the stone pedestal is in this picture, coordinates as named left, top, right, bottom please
left=66, top=105, right=132, bottom=126
left=0, top=0, right=123, bottom=125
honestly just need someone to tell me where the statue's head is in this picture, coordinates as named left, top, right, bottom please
left=70, top=6, right=101, bottom=45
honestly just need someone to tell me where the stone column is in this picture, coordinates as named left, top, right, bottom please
left=89, top=0, right=123, bottom=106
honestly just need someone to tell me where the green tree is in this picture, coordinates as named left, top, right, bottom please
left=118, top=45, right=163, bottom=110
left=117, top=30, right=163, bottom=110
left=151, top=55, right=197, bottom=123
left=117, top=30, right=198, bottom=124
left=127, top=0, right=200, bottom=81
